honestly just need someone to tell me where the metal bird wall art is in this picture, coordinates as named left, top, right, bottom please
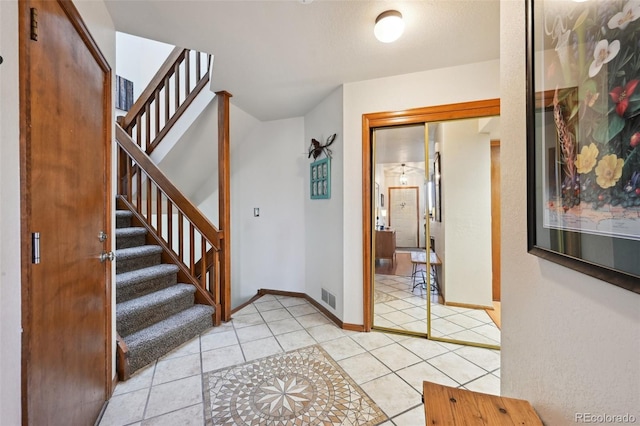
left=308, top=133, right=337, bottom=160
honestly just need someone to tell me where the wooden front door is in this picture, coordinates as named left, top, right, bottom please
left=20, top=1, right=112, bottom=424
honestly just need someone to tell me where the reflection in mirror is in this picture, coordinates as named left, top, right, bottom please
left=427, top=117, right=501, bottom=348
left=371, top=113, right=501, bottom=349
left=373, top=124, right=428, bottom=336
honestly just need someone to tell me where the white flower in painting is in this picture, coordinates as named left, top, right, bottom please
left=588, top=39, right=620, bottom=78
left=608, top=1, right=640, bottom=30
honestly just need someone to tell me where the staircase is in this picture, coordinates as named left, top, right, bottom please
left=113, top=45, right=232, bottom=380
left=115, top=209, right=213, bottom=375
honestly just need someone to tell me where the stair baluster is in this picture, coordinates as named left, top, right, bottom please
left=119, top=47, right=212, bottom=156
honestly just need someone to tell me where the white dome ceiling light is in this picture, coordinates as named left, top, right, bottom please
left=374, top=10, right=405, bottom=43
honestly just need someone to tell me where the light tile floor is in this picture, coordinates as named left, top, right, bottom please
left=374, top=273, right=501, bottom=346
left=99, top=294, right=500, bottom=426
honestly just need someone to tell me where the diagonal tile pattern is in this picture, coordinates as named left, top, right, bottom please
left=374, top=273, right=501, bottom=346
left=99, top=294, right=500, bottom=426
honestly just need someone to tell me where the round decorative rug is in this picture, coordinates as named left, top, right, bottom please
left=203, top=345, right=387, bottom=425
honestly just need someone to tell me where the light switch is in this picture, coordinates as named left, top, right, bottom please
left=254, top=208, right=260, bottom=217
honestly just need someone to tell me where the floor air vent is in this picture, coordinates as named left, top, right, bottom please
left=321, top=288, right=336, bottom=309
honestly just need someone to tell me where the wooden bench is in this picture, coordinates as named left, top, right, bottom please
left=423, top=381, right=543, bottom=425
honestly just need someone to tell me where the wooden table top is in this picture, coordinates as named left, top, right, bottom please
left=410, top=251, right=442, bottom=266
left=423, top=381, right=543, bottom=425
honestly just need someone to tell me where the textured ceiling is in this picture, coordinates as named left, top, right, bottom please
left=376, top=124, right=426, bottom=165
left=104, top=0, right=500, bottom=121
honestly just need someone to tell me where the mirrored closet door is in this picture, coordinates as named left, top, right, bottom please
left=372, top=124, right=429, bottom=336
left=368, top=100, right=501, bottom=350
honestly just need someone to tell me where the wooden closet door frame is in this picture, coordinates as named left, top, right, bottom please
left=361, top=99, right=500, bottom=331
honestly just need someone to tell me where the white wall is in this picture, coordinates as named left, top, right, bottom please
left=441, top=120, right=492, bottom=307
left=342, top=60, right=500, bottom=324
left=184, top=102, right=307, bottom=309
left=230, top=117, right=307, bottom=306
left=0, top=1, right=22, bottom=423
left=197, top=103, right=261, bottom=228
left=115, top=32, right=174, bottom=100
left=153, top=93, right=306, bottom=310
left=157, top=98, right=220, bottom=206
left=154, top=98, right=260, bottom=226
left=0, top=1, right=115, bottom=424
left=500, top=0, right=640, bottom=423
left=304, top=87, right=344, bottom=317
left=152, top=87, right=216, bottom=168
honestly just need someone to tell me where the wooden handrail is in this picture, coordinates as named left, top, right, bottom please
left=120, top=47, right=185, bottom=130
left=146, top=75, right=210, bottom=154
left=116, top=124, right=221, bottom=248
left=119, top=47, right=212, bottom=156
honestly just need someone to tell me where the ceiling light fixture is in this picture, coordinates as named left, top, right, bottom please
left=374, top=10, right=404, bottom=43
left=399, top=163, right=408, bottom=185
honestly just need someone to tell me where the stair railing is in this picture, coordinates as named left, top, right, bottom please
left=119, top=47, right=212, bottom=155
left=116, top=124, right=222, bottom=326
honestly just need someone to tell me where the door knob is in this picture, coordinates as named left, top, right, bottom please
left=99, top=251, right=116, bottom=262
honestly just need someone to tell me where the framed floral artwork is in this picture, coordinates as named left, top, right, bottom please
left=526, top=0, right=640, bottom=293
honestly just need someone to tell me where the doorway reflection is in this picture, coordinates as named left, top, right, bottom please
left=373, top=124, right=429, bottom=336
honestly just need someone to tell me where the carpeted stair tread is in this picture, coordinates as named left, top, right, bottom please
left=116, top=245, right=163, bottom=259
left=116, top=264, right=179, bottom=302
left=114, top=203, right=217, bottom=378
left=115, top=245, right=163, bottom=274
left=116, top=227, right=147, bottom=238
left=124, top=304, right=214, bottom=373
left=117, top=284, right=196, bottom=337
left=115, top=227, right=147, bottom=249
left=116, top=210, right=133, bottom=228
left=116, top=263, right=179, bottom=287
